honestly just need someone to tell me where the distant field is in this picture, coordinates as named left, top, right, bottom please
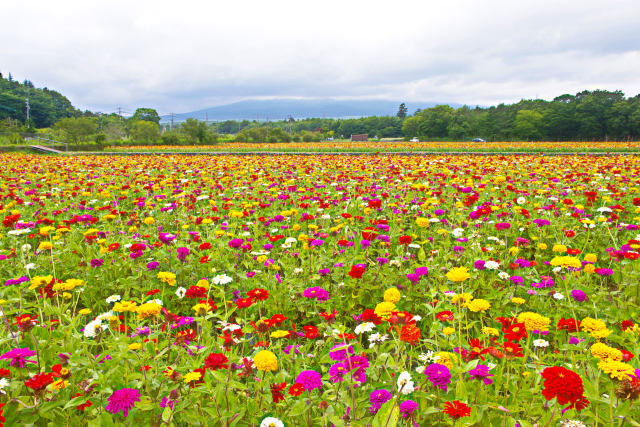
left=104, top=140, right=640, bottom=153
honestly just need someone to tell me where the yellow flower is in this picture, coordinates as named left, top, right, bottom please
left=446, top=267, right=470, bottom=282
left=143, top=217, right=155, bottom=225
left=584, top=253, right=597, bottom=263
left=442, top=327, right=455, bottom=335
left=416, top=217, right=430, bottom=228
left=254, top=350, right=278, bottom=372
left=270, top=330, right=289, bottom=338
left=383, top=288, right=401, bottom=303
left=29, top=275, right=53, bottom=290
left=434, top=352, right=458, bottom=369
left=552, top=244, right=567, bottom=253
left=39, top=226, right=55, bottom=236
left=196, top=279, right=209, bottom=289
left=517, top=312, right=551, bottom=331
left=465, top=298, right=490, bottom=312
left=508, top=247, right=519, bottom=255
left=37, top=241, right=53, bottom=251
left=157, top=271, right=177, bottom=286
left=581, top=317, right=612, bottom=338
left=183, top=371, right=202, bottom=384
left=549, top=256, right=582, bottom=269
left=50, top=379, right=69, bottom=390
left=450, top=293, right=473, bottom=305
left=113, top=301, right=138, bottom=312
left=583, top=264, right=595, bottom=274
left=192, top=303, right=212, bottom=315
left=590, top=343, right=623, bottom=361
left=537, top=243, right=548, bottom=250
left=136, top=302, right=162, bottom=319
left=128, top=343, right=142, bottom=350
left=78, top=308, right=92, bottom=315
left=481, top=327, right=499, bottom=336
left=598, top=359, right=635, bottom=381
left=511, top=297, right=525, bottom=305
left=374, top=301, right=396, bottom=320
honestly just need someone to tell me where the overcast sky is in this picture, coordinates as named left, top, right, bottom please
left=2, top=0, right=640, bottom=114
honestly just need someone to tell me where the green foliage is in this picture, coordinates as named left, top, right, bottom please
left=180, top=118, right=217, bottom=144
left=54, top=117, right=98, bottom=143
left=129, top=120, right=159, bottom=142
left=0, top=75, right=78, bottom=127
left=396, top=102, right=408, bottom=119
left=130, top=108, right=160, bottom=124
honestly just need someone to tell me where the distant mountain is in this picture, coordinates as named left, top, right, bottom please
left=160, top=99, right=462, bottom=122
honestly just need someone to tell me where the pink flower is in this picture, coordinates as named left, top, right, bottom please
left=0, top=347, right=37, bottom=368
left=105, top=388, right=141, bottom=418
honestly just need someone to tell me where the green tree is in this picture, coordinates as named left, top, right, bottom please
left=180, top=118, right=217, bottom=144
left=130, top=108, right=161, bottom=124
left=54, top=117, right=98, bottom=143
left=130, top=120, right=159, bottom=142
left=513, top=110, right=544, bottom=140
left=396, top=103, right=408, bottom=119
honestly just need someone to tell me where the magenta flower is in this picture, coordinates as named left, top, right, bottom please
left=176, top=247, right=189, bottom=262
left=0, top=347, right=37, bottom=368
left=228, top=238, right=244, bottom=249
left=424, top=363, right=451, bottom=391
left=399, top=400, right=418, bottom=418
left=468, top=364, right=494, bottom=385
left=296, top=370, right=322, bottom=391
left=303, top=286, right=330, bottom=301
left=158, top=232, right=176, bottom=244
left=105, top=388, right=141, bottom=418
left=495, top=222, right=511, bottom=231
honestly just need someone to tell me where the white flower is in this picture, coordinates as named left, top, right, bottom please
left=354, top=322, right=375, bottom=335
left=484, top=260, right=500, bottom=270
left=212, top=274, right=233, bottom=285
left=418, top=351, right=436, bottom=363
left=389, top=260, right=401, bottom=267
left=260, top=416, right=284, bottom=427
left=83, top=319, right=104, bottom=338
left=176, top=286, right=187, bottom=299
left=106, top=295, right=121, bottom=304
left=533, top=339, right=549, bottom=348
left=412, top=315, right=422, bottom=322
left=397, top=371, right=415, bottom=394
left=408, top=243, right=421, bottom=249
left=368, top=332, right=388, bottom=348
left=517, top=197, right=526, bottom=205
left=552, top=267, right=562, bottom=273
left=452, top=228, right=465, bottom=238
left=415, top=366, right=425, bottom=374
left=428, top=217, right=440, bottom=223
left=22, top=244, right=32, bottom=252
left=196, top=195, right=209, bottom=200
left=284, top=237, right=297, bottom=245
left=553, top=292, right=564, bottom=300
left=596, top=207, right=612, bottom=213
left=24, top=263, right=36, bottom=270
left=498, top=272, right=510, bottom=280
left=0, top=377, right=9, bottom=394
left=293, top=268, right=304, bottom=275
left=560, top=420, right=586, bottom=427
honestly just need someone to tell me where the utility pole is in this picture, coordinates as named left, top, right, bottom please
left=205, top=112, right=208, bottom=123
left=117, top=107, right=123, bottom=119
left=170, top=113, right=174, bottom=130
left=25, top=97, right=30, bottom=121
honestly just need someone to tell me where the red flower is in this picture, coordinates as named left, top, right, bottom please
left=302, top=325, right=319, bottom=339
left=247, top=288, right=269, bottom=301
left=288, top=383, right=305, bottom=396
left=359, top=309, right=383, bottom=325
left=0, top=368, right=10, bottom=378
left=348, top=265, right=365, bottom=279
left=621, top=320, right=635, bottom=331
left=436, top=311, right=454, bottom=322
left=503, top=341, right=524, bottom=358
left=235, top=297, right=254, bottom=309
left=204, top=352, right=229, bottom=371
left=442, top=400, right=471, bottom=419
left=199, top=242, right=212, bottom=250
left=199, top=256, right=209, bottom=264
left=146, top=289, right=161, bottom=296
left=270, top=382, right=287, bottom=403
left=398, top=235, right=412, bottom=245
left=264, top=314, right=288, bottom=327
left=319, top=309, right=337, bottom=323
left=504, top=323, right=528, bottom=342
left=185, top=286, right=207, bottom=299
left=25, top=372, right=54, bottom=392
left=541, top=366, right=587, bottom=410
left=557, top=318, right=580, bottom=333
left=621, top=349, right=635, bottom=362
left=399, top=324, right=421, bottom=345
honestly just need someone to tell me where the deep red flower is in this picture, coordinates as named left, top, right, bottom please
left=204, top=352, right=229, bottom=371
left=359, top=309, right=383, bottom=325
left=235, top=297, right=254, bottom=309
left=270, top=382, right=287, bottom=403
left=25, top=372, right=54, bottom=392
left=348, top=265, right=365, bottom=279
left=621, top=320, right=635, bottom=331
left=398, top=235, right=412, bottom=245
left=185, top=286, right=207, bottom=299
left=541, top=366, right=586, bottom=410
left=0, top=368, right=10, bottom=378
left=319, top=309, right=337, bottom=323
left=442, top=400, right=471, bottom=419
left=302, top=325, right=319, bottom=339
left=557, top=318, right=580, bottom=333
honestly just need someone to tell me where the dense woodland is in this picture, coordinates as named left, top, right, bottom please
left=2, top=72, right=640, bottom=142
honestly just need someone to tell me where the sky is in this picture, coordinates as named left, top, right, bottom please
left=2, top=0, right=640, bottom=114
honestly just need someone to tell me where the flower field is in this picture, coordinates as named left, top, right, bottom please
left=1, top=152, right=640, bottom=426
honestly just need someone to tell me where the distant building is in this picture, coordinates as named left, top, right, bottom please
left=350, top=134, right=368, bottom=142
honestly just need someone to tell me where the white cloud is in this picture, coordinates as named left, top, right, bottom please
left=2, top=0, right=639, bottom=113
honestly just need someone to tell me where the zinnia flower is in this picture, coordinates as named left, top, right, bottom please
left=105, top=388, right=141, bottom=418
left=296, top=370, right=322, bottom=391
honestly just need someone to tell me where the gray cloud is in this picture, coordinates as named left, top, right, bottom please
left=2, top=0, right=639, bottom=114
